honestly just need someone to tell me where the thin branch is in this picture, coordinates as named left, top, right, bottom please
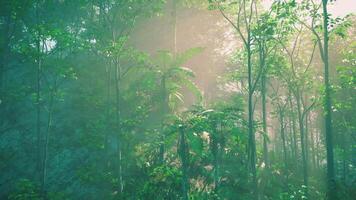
left=303, top=41, right=317, bottom=74
left=216, top=1, right=248, bottom=46
left=297, top=16, right=325, bottom=61
left=302, top=98, right=317, bottom=120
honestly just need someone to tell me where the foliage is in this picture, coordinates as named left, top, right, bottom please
left=0, top=0, right=355, bottom=200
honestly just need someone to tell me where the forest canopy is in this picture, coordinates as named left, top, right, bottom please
left=0, top=0, right=355, bottom=199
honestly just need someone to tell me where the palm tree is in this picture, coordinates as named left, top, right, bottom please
left=152, top=47, right=203, bottom=163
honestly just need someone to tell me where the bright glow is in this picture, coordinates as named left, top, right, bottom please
left=262, top=0, right=356, bottom=17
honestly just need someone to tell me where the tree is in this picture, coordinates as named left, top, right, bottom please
left=298, top=1, right=352, bottom=198
left=1, top=0, right=355, bottom=199
left=151, top=47, right=203, bottom=162
left=321, top=1, right=335, bottom=199
left=210, top=1, right=261, bottom=197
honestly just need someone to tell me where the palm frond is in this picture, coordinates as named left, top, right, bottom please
left=174, top=47, right=204, bottom=67
left=168, top=66, right=195, bottom=78
left=179, top=77, right=203, bottom=104
left=169, top=91, right=184, bottom=111
left=153, top=50, right=174, bottom=72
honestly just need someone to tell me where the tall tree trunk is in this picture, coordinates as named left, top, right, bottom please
left=172, top=0, right=177, bottom=55
left=295, top=92, right=308, bottom=195
left=341, top=126, right=346, bottom=184
left=289, top=96, right=298, bottom=165
left=279, top=111, right=288, bottom=173
left=105, top=64, right=111, bottom=159
left=159, top=0, right=178, bottom=164
left=257, top=39, right=268, bottom=169
left=305, top=112, right=309, bottom=171
left=159, top=76, right=168, bottom=164
left=288, top=121, right=294, bottom=161
left=316, top=130, right=320, bottom=170
left=310, top=124, right=316, bottom=170
left=114, top=57, right=123, bottom=196
left=41, top=88, right=55, bottom=195
left=219, top=0, right=256, bottom=197
left=322, top=1, right=336, bottom=199
left=288, top=113, right=295, bottom=162
left=36, top=40, right=42, bottom=188
left=104, top=63, right=112, bottom=194
left=261, top=69, right=268, bottom=168
left=111, top=15, right=125, bottom=194
left=247, top=44, right=257, bottom=199
left=36, top=1, right=43, bottom=187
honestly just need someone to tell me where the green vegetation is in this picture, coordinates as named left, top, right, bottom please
left=0, top=0, right=355, bottom=199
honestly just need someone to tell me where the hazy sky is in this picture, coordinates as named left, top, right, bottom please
left=329, top=0, right=356, bottom=16
left=132, top=0, right=355, bottom=100
left=262, top=0, right=356, bottom=17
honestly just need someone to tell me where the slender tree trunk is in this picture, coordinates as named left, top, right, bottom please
left=159, top=0, right=178, bottom=164
left=260, top=71, right=269, bottom=200
left=261, top=73, right=268, bottom=168
left=159, top=75, right=169, bottom=164
left=36, top=2, right=43, bottom=187
left=305, top=112, right=309, bottom=171
left=322, top=1, right=336, bottom=199
left=310, top=125, right=316, bottom=170
left=172, top=0, right=177, bottom=55
left=114, top=57, right=123, bottom=196
left=105, top=65, right=111, bottom=158
left=258, top=40, right=268, bottom=169
left=158, top=0, right=177, bottom=162
left=295, top=92, right=308, bottom=194
left=280, top=111, right=288, bottom=172
left=288, top=114, right=295, bottom=161
left=341, top=127, right=346, bottom=183
left=36, top=44, right=42, bottom=186
left=103, top=63, right=112, bottom=194
left=289, top=96, right=298, bottom=165
left=316, top=130, right=320, bottom=170
left=288, top=121, right=294, bottom=161
left=41, top=88, right=55, bottom=195
left=110, top=17, right=125, bottom=194
left=247, top=44, right=257, bottom=199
